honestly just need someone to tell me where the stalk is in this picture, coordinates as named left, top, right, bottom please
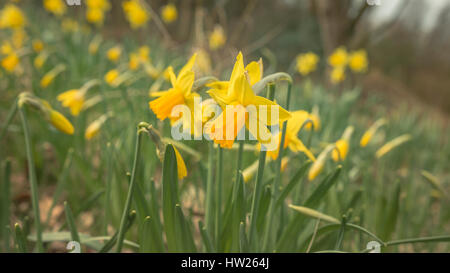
left=204, top=141, right=215, bottom=239
left=18, top=107, right=43, bottom=253
left=232, top=141, right=244, bottom=201
left=262, top=82, right=292, bottom=251
left=248, top=84, right=275, bottom=250
left=116, top=127, right=146, bottom=252
left=215, top=147, right=223, bottom=248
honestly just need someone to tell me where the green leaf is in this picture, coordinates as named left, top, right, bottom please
left=380, top=182, right=401, bottom=241
left=288, top=205, right=340, bottom=224
left=198, top=221, right=215, bottom=252
left=64, top=201, right=80, bottom=243
left=100, top=210, right=136, bottom=253
left=239, top=222, right=249, bottom=253
left=162, top=144, right=180, bottom=252
left=276, top=161, right=312, bottom=208
left=175, top=204, right=197, bottom=252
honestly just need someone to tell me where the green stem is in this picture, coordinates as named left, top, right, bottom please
left=248, top=84, right=275, bottom=250
left=116, top=127, right=145, bottom=252
left=232, top=141, right=244, bottom=202
left=205, top=141, right=215, bottom=240
left=18, top=107, right=43, bottom=253
left=215, top=147, right=223, bottom=249
left=385, top=235, right=450, bottom=247
left=262, top=83, right=292, bottom=251
left=104, top=142, right=113, bottom=235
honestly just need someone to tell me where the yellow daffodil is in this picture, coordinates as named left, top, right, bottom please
left=332, top=126, right=354, bottom=162
left=107, top=46, right=121, bottom=62
left=1, top=53, right=19, bottom=72
left=40, top=64, right=65, bottom=88
left=32, top=39, right=44, bottom=53
left=209, top=25, right=226, bottom=50
left=128, top=46, right=150, bottom=70
left=296, top=52, right=319, bottom=76
left=376, top=134, right=412, bottom=159
left=57, top=80, right=100, bottom=116
left=349, top=49, right=368, bottom=73
left=61, top=18, right=79, bottom=32
left=48, top=109, right=75, bottom=135
left=266, top=110, right=316, bottom=161
left=206, top=52, right=291, bottom=149
left=85, top=113, right=112, bottom=140
left=161, top=3, right=177, bottom=24
left=88, top=35, right=102, bottom=55
left=149, top=53, right=198, bottom=124
left=1, top=41, right=13, bottom=55
left=308, top=144, right=334, bottom=181
left=43, top=0, right=67, bottom=16
left=34, top=51, right=49, bottom=69
left=86, top=8, right=105, bottom=25
left=330, top=66, right=346, bottom=84
left=0, top=4, right=26, bottom=29
left=122, top=0, right=150, bottom=29
left=360, top=118, right=386, bottom=147
left=328, top=47, right=348, bottom=68
left=104, top=69, right=119, bottom=86
left=86, top=0, right=111, bottom=10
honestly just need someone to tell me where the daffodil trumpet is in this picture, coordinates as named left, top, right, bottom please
left=308, top=144, right=335, bottom=181
left=40, top=63, right=66, bottom=88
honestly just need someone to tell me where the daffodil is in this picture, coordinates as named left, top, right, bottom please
left=86, top=8, right=105, bottom=25
left=161, top=3, right=177, bottom=24
left=1, top=41, right=13, bottom=55
left=85, top=113, right=112, bottom=140
left=0, top=4, right=26, bottom=29
left=34, top=51, right=49, bottom=69
left=328, top=47, right=348, bottom=68
left=308, top=144, right=334, bottom=181
left=122, top=0, right=150, bottom=29
left=104, top=69, right=119, bottom=86
left=209, top=25, right=226, bottom=50
left=107, top=46, right=121, bottom=62
left=330, top=66, right=345, bottom=84
left=57, top=80, right=100, bottom=116
left=376, top=134, right=411, bottom=159
left=149, top=53, right=198, bottom=125
left=40, top=64, right=65, bottom=88
left=349, top=49, right=368, bottom=73
left=43, top=0, right=67, bottom=16
left=86, top=0, right=111, bottom=10
left=206, top=52, right=291, bottom=149
left=32, top=39, right=44, bottom=53
left=296, top=52, right=319, bottom=76
left=128, top=46, right=150, bottom=70
left=360, top=118, right=386, bottom=147
left=331, top=126, right=354, bottom=162
left=1, top=53, right=19, bottom=72
left=266, top=110, right=316, bottom=161
left=173, top=146, right=187, bottom=179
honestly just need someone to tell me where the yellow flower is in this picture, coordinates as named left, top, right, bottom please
left=161, top=3, right=177, bottom=24
left=86, top=8, right=105, bottom=25
left=86, top=0, right=111, bottom=11
left=308, top=144, right=334, bottom=181
left=104, top=69, right=119, bottom=86
left=1, top=42, right=13, bottom=55
left=209, top=25, right=226, bottom=50
left=0, top=4, right=26, bottom=29
left=43, top=0, right=67, bottom=16
left=32, top=40, right=44, bottom=53
left=1, top=53, right=19, bottom=72
left=49, top=109, right=74, bottom=135
left=122, top=0, right=150, bottom=29
left=128, top=46, right=150, bottom=70
left=328, top=47, right=348, bottom=68
left=107, top=46, right=121, bottom=62
left=61, top=18, right=79, bottom=32
left=266, top=110, right=316, bottom=161
left=88, top=35, right=102, bottom=55
left=330, top=66, right=346, bottom=84
left=85, top=113, right=111, bottom=140
left=173, top=146, right=187, bottom=179
left=296, top=52, right=319, bottom=76
left=349, top=49, right=368, bottom=73
left=57, top=80, right=99, bottom=116
left=149, top=54, right=198, bottom=125
left=34, top=51, right=49, bottom=69
left=360, top=118, right=386, bottom=147
left=206, top=52, right=291, bottom=149
left=40, top=64, right=65, bottom=88
left=376, top=134, right=412, bottom=159
left=332, top=126, right=354, bottom=162
left=138, top=46, right=150, bottom=62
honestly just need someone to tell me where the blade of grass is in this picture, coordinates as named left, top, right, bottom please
left=64, top=201, right=80, bottom=243
left=116, top=126, right=146, bottom=252
left=18, top=107, right=43, bottom=253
